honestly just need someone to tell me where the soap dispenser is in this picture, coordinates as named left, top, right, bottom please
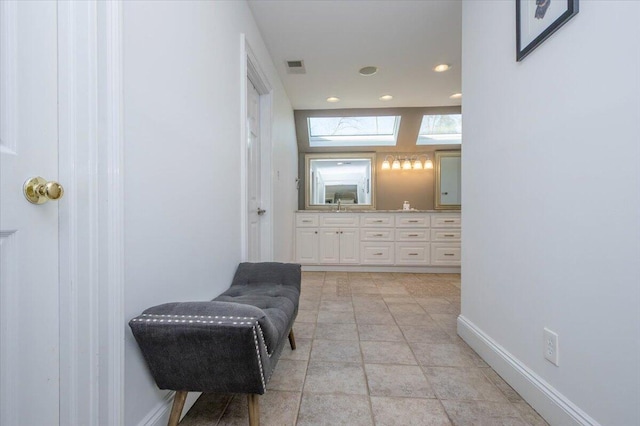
left=403, top=201, right=410, bottom=211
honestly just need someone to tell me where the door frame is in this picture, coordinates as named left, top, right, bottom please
left=57, top=1, right=125, bottom=425
left=240, top=35, right=273, bottom=261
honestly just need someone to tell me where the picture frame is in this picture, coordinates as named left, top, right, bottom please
left=516, top=0, right=579, bottom=61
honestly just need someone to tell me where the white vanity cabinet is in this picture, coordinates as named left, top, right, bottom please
left=318, top=227, right=360, bottom=264
left=295, top=214, right=360, bottom=265
left=295, top=211, right=461, bottom=270
left=430, top=214, right=461, bottom=266
left=359, top=213, right=395, bottom=265
left=295, top=213, right=320, bottom=263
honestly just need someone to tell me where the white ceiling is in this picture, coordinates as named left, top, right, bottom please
left=248, top=0, right=462, bottom=110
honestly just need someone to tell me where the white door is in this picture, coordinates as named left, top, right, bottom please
left=0, top=1, right=61, bottom=424
left=247, top=78, right=263, bottom=261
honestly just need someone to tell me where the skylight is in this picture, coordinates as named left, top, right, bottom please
left=417, top=114, right=462, bottom=145
left=308, top=116, right=401, bottom=147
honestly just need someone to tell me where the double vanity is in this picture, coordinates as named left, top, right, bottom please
left=294, top=210, right=461, bottom=272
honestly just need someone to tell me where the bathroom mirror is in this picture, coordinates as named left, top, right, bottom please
left=434, top=151, right=461, bottom=210
left=305, top=153, right=376, bottom=210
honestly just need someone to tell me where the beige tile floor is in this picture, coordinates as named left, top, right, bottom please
left=180, top=272, right=548, bottom=426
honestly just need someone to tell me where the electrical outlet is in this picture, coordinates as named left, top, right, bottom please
left=544, top=328, right=559, bottom=366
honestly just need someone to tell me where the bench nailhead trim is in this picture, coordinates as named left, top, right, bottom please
left=131, top=318, right=256, bottom=325
left=252, top=325, right=266, bottom=392
left=140, top=314, right=256, bottom=320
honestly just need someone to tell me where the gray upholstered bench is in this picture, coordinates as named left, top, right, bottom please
left=129, top=262, right=301, bottom=426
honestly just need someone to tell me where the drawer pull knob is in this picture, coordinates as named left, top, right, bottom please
left=444, top=253, right=455, bottom=256
left=374, top=252, right=383, bottom=256
left=409, top=253, right=418, bottom=256
left=408, top=234, right=419, bottom=237
left=314, top=231, right=318, bottom=234
left=444, top=234, right=455, bottom=237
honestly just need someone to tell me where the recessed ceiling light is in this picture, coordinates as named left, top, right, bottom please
left=379, top=94, right=393, bottom=101
left=359, top=66, right=378, bottom=76
left=450, top=93, right=462, bottom=99
left=433, top=64, right=451, bottom=72
left=326, top=96, right=340, bottom=103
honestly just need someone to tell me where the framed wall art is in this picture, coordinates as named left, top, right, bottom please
left=516, top=0, right=579, bottom=61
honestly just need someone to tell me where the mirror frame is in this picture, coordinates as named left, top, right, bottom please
left=304, top=153, right=377, bottom=210
left=434, top=150, right=461, bottom=210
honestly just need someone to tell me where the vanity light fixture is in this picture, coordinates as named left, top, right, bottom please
left=326, top=96, right=340, bottom=103
left=433, top=64, right=451, bottom=72
left=382, top=154, right=434, bottom=171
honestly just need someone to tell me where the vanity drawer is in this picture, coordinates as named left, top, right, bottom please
left=431, top=229, right=461, bottom=242
left=360, top=242, right=394, bottom=265
left=395, top=214, right=430, bottom=228
left=431, top=243, right=461, bottom=265
left=296, top=214, right=319, bottom=227
left=431, top=215, right=461, bottom=228
left=320, top=214, right=359, bottom=227
left=395, top=243, right=429, bottom=265
left=395, top=229, right=429, bottom=242
left=360, top=214, right=395, bottom=227
left=361, top=228, right=394, bottom=241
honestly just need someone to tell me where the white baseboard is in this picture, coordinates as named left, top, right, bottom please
left=137, top=391, right=201, bottom=426
left=301, top=265, right=461, bottom=273
left=457, top=315, right=600, bottom=426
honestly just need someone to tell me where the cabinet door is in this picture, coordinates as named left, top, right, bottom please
left=295, top=228, right=319, bottom=264
left=319, top=228, right=341, bottom=264
left=339, top=228, right=360, bottom=264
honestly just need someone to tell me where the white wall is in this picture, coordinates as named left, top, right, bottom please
left=461, top=2, right=640, bottom=425
left=122, top=1, right=297, bottom=424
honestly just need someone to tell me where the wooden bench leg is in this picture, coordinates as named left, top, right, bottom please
left=168, top=391, right=188, bottom=426
left=248, top=394, right=260, bottom=426
left=288, top=328, right=296, bottom=350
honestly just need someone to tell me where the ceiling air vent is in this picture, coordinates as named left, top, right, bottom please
left=285, top=60, right=306, bottom=74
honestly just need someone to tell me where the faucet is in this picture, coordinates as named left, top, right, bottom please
left=336, top=199, right=342, bottom=212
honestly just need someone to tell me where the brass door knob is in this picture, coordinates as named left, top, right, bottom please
left=23, top=177, right=64, bottom=204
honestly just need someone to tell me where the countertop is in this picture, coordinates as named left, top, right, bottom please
left=296, top=209, right=460, bottom=213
